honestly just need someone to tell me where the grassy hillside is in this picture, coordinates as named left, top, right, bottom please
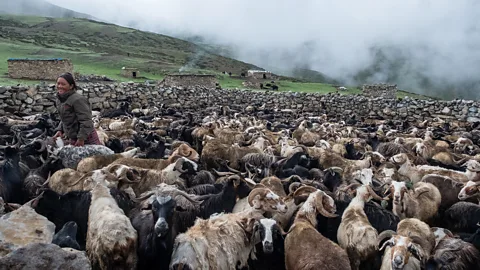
left=0, top=14, right=261, bottom=83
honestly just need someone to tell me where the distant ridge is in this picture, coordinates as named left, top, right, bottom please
left=0, top=0, right=99, bottom=20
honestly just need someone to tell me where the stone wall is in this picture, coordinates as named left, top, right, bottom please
left=362, top=83, right=397, bottom=99
left=1, top=83, right=480, bottom=123
left=247, top=70, right=272, bottom=80
left=7, top=59, right=73, bottom=80
left=159, top=74, right=218, bottom=89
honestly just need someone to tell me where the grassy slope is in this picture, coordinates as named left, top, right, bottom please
left=0, top=15, right=260, bottom=83
left=0, top=15, right=432, bottom=100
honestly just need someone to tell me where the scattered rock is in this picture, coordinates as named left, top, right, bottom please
left=0, top=205, right=55, bottom=257
left=0, top=243, right=91, bottom=270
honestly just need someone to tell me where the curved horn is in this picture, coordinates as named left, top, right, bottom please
left=288, top=182, right=303, bottom=194
left=293, top=185, right=318, bottom=205
left=367, top=185, right=384, bottom=201
left=324, top=166, right=344, bottom=174
left=36, top=139, right=47, bottom=152
left=171, top=189, right=203, bottom=206
left=169, top=154, right=184, bottom=163
left=315, top=191, right=338, bottom=218
left=377, top=230, right=397, bottom=248
left=240, top=176, right=258, bottom=189
left=213, top=169, right=234, bottom=177
left=133, top=191, right=156, bottom=203
left=248, top=188, right=268, bottom=207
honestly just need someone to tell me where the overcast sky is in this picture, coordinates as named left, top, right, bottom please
left=46, top=0, right=480, bottom=97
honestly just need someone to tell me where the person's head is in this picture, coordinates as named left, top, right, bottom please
left=56, top=73, right=77, bottom=95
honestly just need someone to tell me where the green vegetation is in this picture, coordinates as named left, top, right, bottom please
left=0, top=14, right=435, bottom=100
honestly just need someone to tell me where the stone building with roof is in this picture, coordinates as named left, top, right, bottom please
left=7, top=58, right=73, bottom=80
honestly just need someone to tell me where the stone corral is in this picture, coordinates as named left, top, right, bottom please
left=362, top=83, right=397, bottom=99
left=247, top=70, right=272, bottom=80
left=159, top=74, right=218, bottom=89
left=1, top=83, right=480, bottom=123
left=7, top=59, right=73, bottom=81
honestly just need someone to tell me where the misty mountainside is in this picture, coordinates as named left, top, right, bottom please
left=0, top=14, right=261, bottom=81
left=0, top=0, right=97, bottom=20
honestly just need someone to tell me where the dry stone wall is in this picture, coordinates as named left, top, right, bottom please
left=362, top=83, right=397, bottom=99
left=1, top=83, right=480, bottom=123
left=7, top=59, right=73, bottom=80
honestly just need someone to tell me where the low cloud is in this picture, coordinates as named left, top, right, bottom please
left=46, top=0, right=480, bottom=99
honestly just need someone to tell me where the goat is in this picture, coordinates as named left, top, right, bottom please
left=0, top=145, right=26, bottom=204
left=377, top=218, right=436, bottom=270
left=384, top=180, right=441, bottom=222
left=426, top=236, right=480, bottom=270
left=130, top=186, right=203, bottom=270
left=48, top=144, right=115, bottom=169
left=285, top=186, right=352, bottom=270
left=444, top=202, right=480, bottom=234
left=52, top=221, right=81, bottom=250
left=248, top=218, right=287, bottom=270
left=169, top=187, right=287, bottom=270
left=86, top=184, right=138, bottom=270
left=76, top=148, right=139, bottom=173
left=337, top=185, right=384, bottom=270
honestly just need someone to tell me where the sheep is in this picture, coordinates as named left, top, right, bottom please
left=426, top=236, right=480, bottom=270
left=384, top=180, right=441, bottom=222
left=248, top=218, right=287, bottom=270
left=76, top=147, right=139, bottom=173
left=48, top=164, right=140, bottom=195
left=123, top=157, right=198, bottom=196
left=169, top=187, right=287, bottom=270
left=337, top=185, right=384, bottom=270
left=48, top=144, right=115, bottom=170
left=285, top=186, right=352, bottom=270
left=457, top=180, right=480, bottom=204
left=421, top=174, right=471, bottom=211
left=377, top=218, right=436, bottom=270
left=86, top=183, right=138, bottom=270
left=108, top=118, right=139, bottom=131
left=390, top=153, right=470, bottom=183
left=201, top=139, right=263, bottom=170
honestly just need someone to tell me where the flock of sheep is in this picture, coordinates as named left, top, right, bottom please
left=0, top=102, right=479, bottom=270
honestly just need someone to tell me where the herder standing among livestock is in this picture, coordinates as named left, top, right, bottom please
left=52, top=72, right=101, bottom=146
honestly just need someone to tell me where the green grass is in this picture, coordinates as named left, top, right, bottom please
left=0, top=14, right=435, bottom=100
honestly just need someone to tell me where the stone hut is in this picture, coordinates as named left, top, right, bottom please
left=247, top=70, right=272, bottom=80
left=121, top=67, right=139, bottom=78
left=7, top=58, right=73, bottom=80
left=362, top=83, right=397, bottom=99
left=159, top=74, right=218, bottom=89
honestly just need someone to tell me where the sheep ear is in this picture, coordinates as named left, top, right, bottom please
left=408, top=243, right=425, bottom=262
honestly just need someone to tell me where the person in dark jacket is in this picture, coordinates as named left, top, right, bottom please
left=52, top=73, right=101, bottom=146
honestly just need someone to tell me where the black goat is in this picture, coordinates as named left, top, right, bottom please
left=24, top=156, right=64, bottom=199
left=33, top=188, right=134, bottom=250
left=52, top=221, right=81, bottom=250
left=0, top=146, right=26, bottom=204
left=444, top=202, right=480, bottom=234
left=101, top=101, right=131, bottom=118
left=130, top=195, right=186, bottom=270
left=105, top=137, right=125, bottom=153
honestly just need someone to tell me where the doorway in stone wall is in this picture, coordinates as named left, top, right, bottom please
left=132, top=72, right=137, bottom=78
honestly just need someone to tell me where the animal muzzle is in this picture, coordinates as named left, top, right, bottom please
left=155, top=218, right=169, bottom=237
left=263, top=241, right=274, bottom=254
left=392, top=255, right=405, bottom=270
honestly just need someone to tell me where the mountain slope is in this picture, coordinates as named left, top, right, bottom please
left=0, top=15, right=262, bottom=81
left=0, top=0, right=97, bottom=20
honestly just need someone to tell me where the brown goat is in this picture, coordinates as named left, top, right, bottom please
left=285, top=186, right=351, bottom=270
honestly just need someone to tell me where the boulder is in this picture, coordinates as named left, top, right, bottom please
left=0, top=205, right=55, bottom=257
left=0, top=243, right=91, bottom=270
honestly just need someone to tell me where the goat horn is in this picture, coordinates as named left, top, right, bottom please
left=36, top=139, right=47, bottom=153
left=288, top=182, right=303, bottom=194
left=316, top=191, right=338, bottom=218
left=324, top=167, right=343, bottom=173
left=367, top=185, right=384, bottom=201
left=247, top=187, right=268, bottom=208
left=377, top=230, right=397, bottom=247
left=133, top=191, right=156, bottom=203
left=172, top=189, right=203, bottom=206
left=213, top=169, right=234, bottom=176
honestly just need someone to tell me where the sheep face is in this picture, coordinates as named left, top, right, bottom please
left=390, top=181, right=409, bottom=205
left=248, top=188, right=288, bottom=214
left=458, top=181, right=480, bottom=200
left=354, top=168, right=374, bottom=186
left=254, top=218, right=285, bottom=254
left=380, top=235, right=425, bottom=270
left=174, top=157, right=198, bottom=175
